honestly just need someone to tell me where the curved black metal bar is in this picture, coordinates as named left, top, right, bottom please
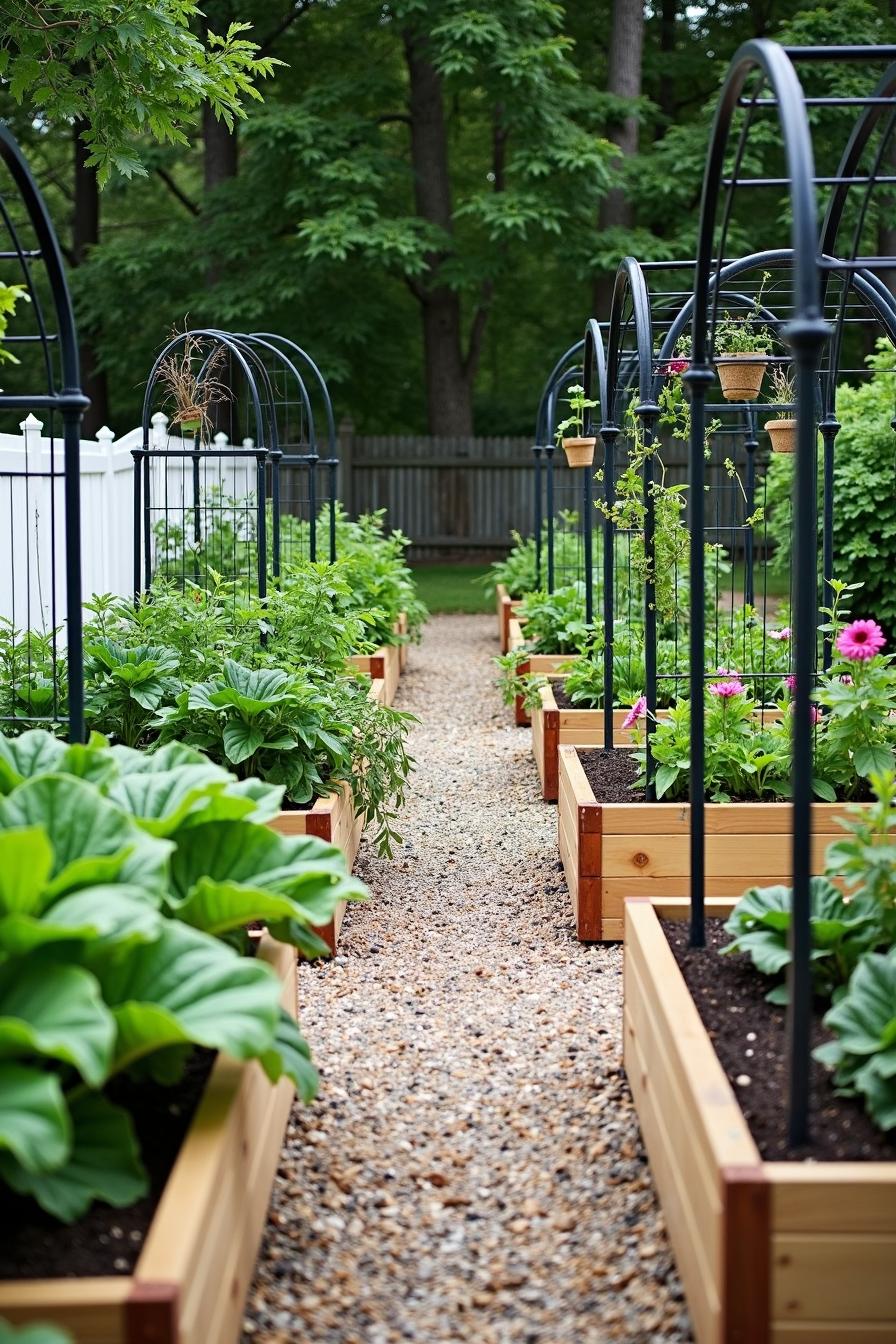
left=0, top=123, right=89, bottom=741
left=532, top=342, right=585, bottom=592
left=687, top=39, right=829, bottom=1147
left=136, top=329, right=271, bottom=602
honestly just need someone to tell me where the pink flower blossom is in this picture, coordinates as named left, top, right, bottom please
left=709, top=679, right=746, bottom=698
left=784, top=675, right=797, bottom=692
left=839, top=674, right=853, bottom=685
left=716, top=665, right=740, bottom=677
left=770, top=627, right=791, bottom=642
left=661, top=358, right=688, bottom=377
left=836, top=619, right=886, bottom=662
left=788, top=702, right=822, bottom=724
left=622, top=695, right=647, bottom=730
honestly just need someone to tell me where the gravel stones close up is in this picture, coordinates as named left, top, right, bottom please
left=242, top=614, right=691, bottom=1344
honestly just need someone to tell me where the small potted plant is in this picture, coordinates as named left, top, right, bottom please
left=764, top=363, right=797, bottom=453
left=555, top=383, right=598, bottom=467
left=713, top=309, right=774, bottom=400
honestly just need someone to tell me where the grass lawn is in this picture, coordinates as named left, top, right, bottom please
left=411, top=564, right=493, bottom=614
left=728, top=560, right=790, bottom=600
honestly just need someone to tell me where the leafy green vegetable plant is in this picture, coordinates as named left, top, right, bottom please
left=815, top=948, right=896, bottom=1132
left=0, top=730, right=364, bottom=1222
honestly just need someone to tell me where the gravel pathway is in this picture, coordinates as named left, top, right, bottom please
left=243, top=615, right=691, bottom=1344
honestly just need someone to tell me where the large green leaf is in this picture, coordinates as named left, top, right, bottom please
left=0, top=828, right=53, bottom=914
left=0, top=961, right=114, bottom=1087
left=106, top=766, right=252, bottom=837
left=0, top=730, right=67, bottom=793
left=0, top=776, right=171, bottom=899
left=174, top=878, right=336, bottom=937
left=168, top=819, right=353, bottom=907
left=259, top=1007, right=318, bottom=1103
left=0, top=886, right=161, bottom=957
left=0, top=1093, right=146, bottom=1223
left=222, top=719, right=265, bottom=765
left=89, top=921, right=282, bottom=1072
left=823, top=950, right=896, bottom=1057
left=0, top=1063, right=69, bottom=1173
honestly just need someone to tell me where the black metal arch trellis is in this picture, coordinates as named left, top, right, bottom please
left=134, top=328, right=275, bottom=605
left=686, top=38, right=896, bottom=1145
left=249, top=333, right=340, bottom=567
left=0, top=123, right=89, bottom=742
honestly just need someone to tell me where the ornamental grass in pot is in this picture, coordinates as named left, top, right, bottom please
left=764, top=363, right=797, bottom=453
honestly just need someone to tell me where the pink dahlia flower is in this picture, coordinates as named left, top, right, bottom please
left=836, top=619, right=886, bottom=662
left=622, top=695, right=647, bottom=730
left=716, top=665, right=739, bottom=677
left=769, top=627, right=791, bottom=642
left=661, top=358, right=688, bottom=377
left=784, top=675, right=797, bottom=692
left=709, top=678, right=746, bottom=698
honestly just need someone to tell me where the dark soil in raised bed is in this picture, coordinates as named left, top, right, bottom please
left=550, top=679, right=590, bottom=711
left=577, top=747, right=643, bottom=803
left=0, top=1048, right=216, bottom=1279
left=663, top=916, right=896, bottom=1162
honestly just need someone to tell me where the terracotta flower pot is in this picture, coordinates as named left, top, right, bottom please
left=765, top=417, right=797, bottom=453
left=562, top=436, right=597, bottom=468
left=715, top=353, right=768, bottom=401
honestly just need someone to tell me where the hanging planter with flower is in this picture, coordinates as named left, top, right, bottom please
left=764, top=364, right=797, bottom=453
left=555, top=382, right=598, bottom=468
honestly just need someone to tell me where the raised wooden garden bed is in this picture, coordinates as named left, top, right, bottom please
left=266, top=677, right=383, bottom=952
left=348, top=632, right=401, bottom=706
left=558, top=744, right=865, bottom=942
left=496, top=583, right=522, bottom=653
left=507, top=617, right=573, bottom=726
left=396, top=611, right=409, bottom=672
left=532, top=684, right=639, bottom=801
left=0, top=935, right=298, bottom=1344
left=624, top=896, right=896, bottom=1344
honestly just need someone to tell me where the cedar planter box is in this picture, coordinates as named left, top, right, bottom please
left=624, top=897, right=896, bottom=1344
left=0, top=935, right=298, bottom=1344
left=496, top=583, right=522, bottom=653
left=532, top=684, right=641, bottom=801
left=507, top=617, right=573, bottom=727
left=558, top=744, right=867, bottom=942
left=266, top=677, right=383, bottom=952
left=347, top=638, right=401, bottom=705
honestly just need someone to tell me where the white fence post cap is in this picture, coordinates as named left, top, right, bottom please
left=20, top=413, right=43, bottom=433
left=97, top=425, right=115, bottom=442
left=242, top=437, right=255, bottom=449
left=151, top=411, right=169, bottom=426
left=213, top=431, right=229, bottom=448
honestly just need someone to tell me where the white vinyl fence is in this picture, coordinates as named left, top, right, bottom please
left=0, top=412, right=255, bottom=636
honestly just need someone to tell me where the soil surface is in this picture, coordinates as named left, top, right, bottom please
left=243, top=615, right=691, bottom=1344
left=0, top=1049, right=215, bottom=1279
left=550, top=679, right=593, bottom=711
left=577, top=747, right=643, bottom=803
left=664, top=918, right=896, bottom=1163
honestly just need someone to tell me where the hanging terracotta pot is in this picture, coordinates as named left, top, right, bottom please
left=765, top=418, right=796, bottom=454
left=561, top=436, right=596, bottom=468
left=715, top=353, right=768, bottom=401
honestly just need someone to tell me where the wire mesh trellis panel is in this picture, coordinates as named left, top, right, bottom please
left=0, top=124, right=88, bottom=740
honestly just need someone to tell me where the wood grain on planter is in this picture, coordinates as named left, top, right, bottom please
left=507, top=617, right=572, bottom=726
left=0, top=936, right=297, bottom=1344
left=624, top=897, right=896, bottom=1344
left=347, top=638, right=401, bottom=705
left=558, top=745, right=866, bottom=942
left=496, top=583, right=522, bottom=653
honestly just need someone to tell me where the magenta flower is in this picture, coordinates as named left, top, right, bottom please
left=839, top=674, right=853, bottom=685
left=770, top=627, right=791, bottom=642
left=836, top=619, right=886, bottom=662
left=784, top=675, right=797, bottom=692
left=709, top=678, right=746, bottom=698
left=716, top=665, right=739, bottom=677
left=661, top=358, right=688, bottom=377
left=811, top=705, right=822, bottom=725
left=622, top=695, right=647, bottom=730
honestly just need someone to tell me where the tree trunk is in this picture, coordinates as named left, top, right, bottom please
left=72, top=121, right=108, bottom=435
left=403, top=26, right=473, bottom=435
left=656, top=0, right=677, bottom=136
left=593, top=0, right=645, bottom=318
left=202, top=104, right=239, bottom=291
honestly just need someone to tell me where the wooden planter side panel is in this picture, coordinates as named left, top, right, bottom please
left=557, top=747, right=602, bottom=940
left=396, top=613, right=409, bottom=672
left=0, top=939, right=297, bottom=1344
left=268, top=782, right=361, bottom=952
left=347, top=643, right=400, bottom=705
left=624, top=900, right=767, bottom=1344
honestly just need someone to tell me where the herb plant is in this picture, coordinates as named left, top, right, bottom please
left=554, top=383, right=597, bottom=444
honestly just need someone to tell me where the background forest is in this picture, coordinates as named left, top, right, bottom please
left=3, top=0, right=896, bottom=439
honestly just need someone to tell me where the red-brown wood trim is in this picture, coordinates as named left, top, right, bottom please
left=543, top=708, right=560, bottom=801
left=577, top=802, right=603, bottom=939
left=126, top=1281, right=178, bottom=1344
left=303, top=812, right=334, bottom=843
left=500, top=595, right=512, bottom=653
left=722, top=1165, right=771, bottom=1344
left=514, top=658, right=532, bottom=727
left=370, top=654, right=386, bottom=679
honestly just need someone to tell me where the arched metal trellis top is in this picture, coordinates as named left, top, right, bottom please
left=0, top=123, right=89, bottom=741
left=253, top=333, right=338, bottom=460
left=134, top=329, right=274, bottom=601
left=682, top=39, right=896, bottom=1147
left=534, top=339, right=584, bottom=447
left=606, top=258, right=659, bottom=421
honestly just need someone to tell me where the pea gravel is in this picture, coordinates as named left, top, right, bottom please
left=242, top=614, right=692, bottom=1344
